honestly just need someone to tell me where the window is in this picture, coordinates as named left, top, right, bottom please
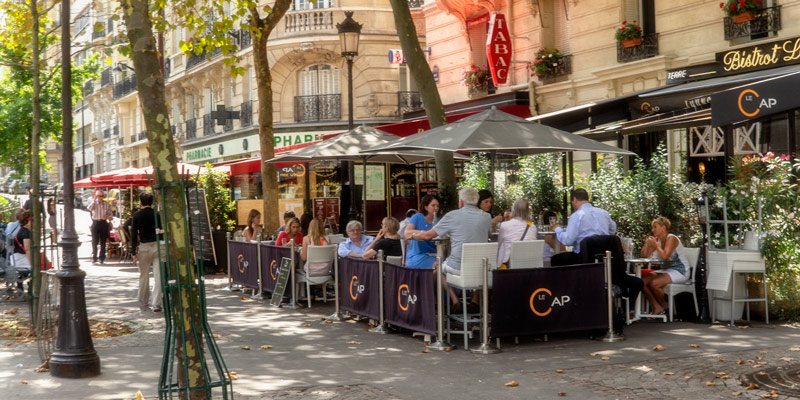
left=398, top=64, right=418, bottom=92
left=186, top=94, right=195, bottom=119
left=204, top=88, right=214, bottom=114
left=539, top=0, right=571, bottom=53
left=624, top=0, right=655, bottom=36
left=298, top=64, right=339, bottom=96
left=466, top=14, right=489, bottom=68
left=243, top=67, right=252, bottom=102
left=292, top=0, right=333, bottom=10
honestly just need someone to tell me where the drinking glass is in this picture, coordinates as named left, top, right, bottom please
left=548, top=216, right=557, bottom=227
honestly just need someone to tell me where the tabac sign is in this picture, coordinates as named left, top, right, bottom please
left=486, top=12, right=511, bottom=85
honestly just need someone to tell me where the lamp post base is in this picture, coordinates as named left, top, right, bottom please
left=49, top=352, right=101, bottom=379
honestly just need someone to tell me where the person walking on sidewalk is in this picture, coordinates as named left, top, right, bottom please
left=131, top=193, right=163, bottom=312
left=88, top=189, right=113, bottom=264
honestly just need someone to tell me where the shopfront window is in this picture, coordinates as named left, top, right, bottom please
left=232, top=172, right=262, bottom=201
left=278, top=163, right=308, bottom=222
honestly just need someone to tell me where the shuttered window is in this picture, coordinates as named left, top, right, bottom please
left=468, top=19, right=488, bottom=68
left=555, top=0, right=570, bottom=54
left=299, top=64, right=340, bottom=96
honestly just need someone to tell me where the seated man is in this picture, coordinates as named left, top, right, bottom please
left=337, top=220, right=375, bottom=257
left=551, top=188, right=616, bottom=266
left=407, top=187, right=491, bottom=314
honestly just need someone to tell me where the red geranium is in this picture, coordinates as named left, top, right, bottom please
left=721, top=0, right=763, bottom=17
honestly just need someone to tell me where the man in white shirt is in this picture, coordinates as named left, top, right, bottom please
left=88, top=190, right=113, bottom=263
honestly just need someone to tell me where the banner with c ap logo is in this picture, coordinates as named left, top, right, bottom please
left=260, top=244, right=292, bottom=293
left=338, top=257, right=380, bottom=320
left=383, top=263, right=436, bottom=335
left=228, top=241, right=260, bottom=290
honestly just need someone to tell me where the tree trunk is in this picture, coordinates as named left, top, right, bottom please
left=30, top=0, right=42, bottom=324
left=121, top=0, right=205, bottom=398
left=249, top=0, right=292, bottom=235
left=388, top=0, right=457, bottom=210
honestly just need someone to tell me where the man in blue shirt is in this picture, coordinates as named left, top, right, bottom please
left=337, top=220, right=375, bottom=257
left=551, top=188, right=616, bottom=266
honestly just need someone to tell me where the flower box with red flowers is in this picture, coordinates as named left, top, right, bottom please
left=720, top=0, right=763, bottom=22
left=615, top=20, right=643, bottom=48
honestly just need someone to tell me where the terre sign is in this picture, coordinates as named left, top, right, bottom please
left=485, top=13, right=511, bottom=85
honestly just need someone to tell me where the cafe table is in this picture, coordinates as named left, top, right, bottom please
left=625, top=257, right=666, bottom=323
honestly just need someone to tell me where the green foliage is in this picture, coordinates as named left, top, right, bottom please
left=0, top=196, right=18, bottom=222
left=460, top=64, right=493, bottom=95
left=199, top=164, right=236, bottom=232
left=458, top=153, right=491, bottom=192
left=517, top=153, right=564, bottom=218
left=721, top=0, right=763, bottom=17
left=527, top=48, right=564, bottom=79
left=614, top=20, right=643, bottom=41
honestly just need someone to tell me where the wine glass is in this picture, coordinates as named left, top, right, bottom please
left=548, top=216, right=557, bottom=228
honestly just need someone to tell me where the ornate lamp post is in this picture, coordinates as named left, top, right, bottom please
left=693, top=188, right=712, bottom=323
left=337, top=12, right=362, bottom=225
left=50, top=0, right=101, bottom=378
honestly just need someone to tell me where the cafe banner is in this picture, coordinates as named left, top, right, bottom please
left=228, top=241, right=260, bottom=289
left=338, top=257, right=380, bottom=320
left=383, top=263, right=436, bottom=335
left=491, top=263, right=607, bottom=338
left=260, top=245, right=292, bottom=293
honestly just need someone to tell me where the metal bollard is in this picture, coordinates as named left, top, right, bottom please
left=471, top=257, right=500, bottom=354
left=601, top=250, right=625, bottom=342
left=283, top=239, right=300, bottom=309
left=254, top=242, right=265, bottom=300
left=326, top=254, right=350, bottom=321
left=426, top=237, right=455, bottom=351
left=224, top=235, right=233, bottom=292
left=369, top=250, right=388, bottom=334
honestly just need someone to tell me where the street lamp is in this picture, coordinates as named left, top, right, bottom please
left=692, top=188, right=712, bottom=323
left=337, top=12, right=362, bottom=226
left=50, top=0, right=100, bottom=378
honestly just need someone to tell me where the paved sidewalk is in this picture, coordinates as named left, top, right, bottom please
left=1, top=231, right=800, bottom=399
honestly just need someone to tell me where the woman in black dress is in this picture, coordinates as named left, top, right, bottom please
left=362, top=217, right=402, bottom=259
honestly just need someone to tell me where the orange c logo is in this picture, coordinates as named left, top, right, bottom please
left=237, top=254, right=246, bottom=273
left=738, top=89, right=760, bottom=117
left=529, top=288, right=552, bottom=317
left=294, top=164, right=306, bottom=177
left=269, top=259, right=277, bottom=280
left=398, top=284, right=410, bottom=311
left=349, top=276, right=359, bottom=300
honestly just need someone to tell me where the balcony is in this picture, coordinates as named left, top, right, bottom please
left=103, top=129, right=111, bottom=139
left=408, top=0, right=424, bottom=7
left=294, top=94, right=341, bottom=123
left=113, top=75, right=136, bottom=99
left=723, top=6, right=781, bottom=41
left=538, top=54, right=572, bottom=82
left=83, top=81, right=94, bottom=96
left=100, top=68, right=112, bottom=87
left=118, top=137, right=124, bottom=146
left=113, top=125, right=119, bottom=136
left=138, top=131, right=147, bottom=141
left=130, top=134, right=136, bottom=144
left=240, top=29, right=252, bottom=49
left=186, top=118, right=197, bottom=140
left=92, top=27, right=105, bottom=40
left=186, top=48, right=222, bottom=70
left=397, top=91, right=423, bottom=118
left=241, top=100, right=253, bottom=127
left=203, top=113, right=215, bottom=136
left=285, top=9, right=334, bottom=33
left=617, top=33, right=659, bottom=63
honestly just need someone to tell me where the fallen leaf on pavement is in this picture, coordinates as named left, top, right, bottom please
left=662, top=372, right=674, bottom=375
left=718, top=358, right=725, bottom=362
left=732, top=391, right=742, bottom=396
left=689, top=344, right=700, bottom=348
left=601, top=356, right=610, bottom=361
left=240, top=297, right=250, bottom=301
left=760, top=350, right=768, bottom=354
left=589, top=352, right=599, bottom=357
left=21, top=380, right=27, bottom=384
left=260, top=345, right=272, bottom=349
left=790, top=347, right=800, bottom=351
left=324, top=320, right=333, bottom=324
left=653, top=344, right=664, bottom=351
left=212, top=334, right=222, bottom=339
left=757, top=356, right=762, bottom=360
left=504, top=381, right=519, bottom=387
left=738, top=325, right=749, bottom=329
left=445, top=347, right=452, bottom=352
left=757, top=371, right=768, bottom=375
left=720, top=375, right=732, bottom=380
left=421, top=349, right=429, bottom=353
left=347, top=341, right=362, bottom=345
left=780, top=357, right=794, bottom=362
left=136, top=390, right=145, bottom=400
left=556, top=369, right=564, bottom=373
left=737, top=360, right=746, bottom=365
left=557, top=392, right=566, bottom=396
left=33, top=360, right=49, bottom=373
left=746, top=383, right=759, bottom=390
left=684, top=375, right=692, bottom=379
left=240, top=346, right=250, bottom=350
left=705, top=381, right=716, bottom=386
left=229, top=371, right=239, bottom=380
left=8, top=308, right=19, bottom=315
left=302, top=324, right=312, bottom=327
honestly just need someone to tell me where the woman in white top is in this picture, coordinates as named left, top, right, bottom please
left=496, top=199, right=538, bottom=266
left=639, top=217, right=690, bottom=315
left=300, top=219, right=329, bottom=262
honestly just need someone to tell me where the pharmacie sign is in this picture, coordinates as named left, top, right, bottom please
left=716, top=36, right=800, bottom=75
left=485, top=12, right=512, bottom=85
left=184, top=132, right=324, bottom=162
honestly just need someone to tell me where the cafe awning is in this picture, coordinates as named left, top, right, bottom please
left=711, top=69, right=800, bottom=126
left=582, top=108, right=712, bottom=139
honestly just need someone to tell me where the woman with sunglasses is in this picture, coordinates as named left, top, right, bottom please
left=639, top=217, right=691, bottom=315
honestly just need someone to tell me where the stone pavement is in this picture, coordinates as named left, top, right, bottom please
left=0, top=209, right=799, bottom=399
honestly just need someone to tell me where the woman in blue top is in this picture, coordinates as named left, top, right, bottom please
left=403, top=195, right=440, bottom=268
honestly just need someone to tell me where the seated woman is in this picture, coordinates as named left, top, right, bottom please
left=496, top=199, right=537, bottom=267
left=301, top=219, right=329, bottom=261
left=363, top=217, right=402, bottom=260
left=478, top=190, right=505, bottom=231
left=242, top=209, right=263, bottom=242
left=275, top=217, right=303, bottom=247
left=639, top=217, right=691, bottom=315
left=403, top=195, right=439, bottom=268
left=12, top=210, right=32, bottom=271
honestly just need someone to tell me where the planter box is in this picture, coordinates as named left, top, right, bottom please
left=621, top=37, right=642, bottom=48
left=733, top=12, right=756, bottom=23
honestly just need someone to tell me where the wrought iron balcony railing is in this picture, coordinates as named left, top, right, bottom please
left=240, top=29, right=252, bottom=48
left=285, top=9, right=334, bottom=32
left=92, top=28, right=105, bottom=40
left=617, top=33, right=659, bottom=63
left=203, top=113, right=215, bottom=136
left=118, top=137, right=124, bottom=146
left=408, top=0, right=424, bottom=7
left=294, top=94, right=341, bottom=123
left=113, top=125, right=119, bottom=136
left=538, top=54, right=572, bottom=82
left=723, top=5, right=781, bottom=40
left=186, top=118, right=197, bottom=140
left=397, top=91, right=423, bottom=118
left=100, top=68, right=112, bottom=87
left=130, top=134, right=136, bottom=144
left=113, top=75, right=136, bottom=99
left=241, top=100, right=253, bottom=127
left=138, top=131, right=147, bottom=141
left=83, top=81, right=94, bottom=96
left=103, top=129, right=111, bottom=139
left=186, top=48, right=221, bottom=70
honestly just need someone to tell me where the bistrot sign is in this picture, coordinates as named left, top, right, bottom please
left=485, top=12, right=512, bottom=85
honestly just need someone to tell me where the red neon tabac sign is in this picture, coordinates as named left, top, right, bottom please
left=485, top=12, right=512, bottom=85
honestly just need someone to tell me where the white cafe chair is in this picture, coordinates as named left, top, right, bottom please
left=385, top=255, right=403, bottom=265
left=328, top=234, right=344, bottom=245
left=445, top=242, right=498, bottom=350
left=295, top=244, right=336, bottom=308
left=665, top=247, right=701, bottom=322
left=509, top=240, right=545, bottom=268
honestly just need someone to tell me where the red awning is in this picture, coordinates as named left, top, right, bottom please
left=216, top=140, right=319, bottom=175
left=376, top=104, right=531, bottom=136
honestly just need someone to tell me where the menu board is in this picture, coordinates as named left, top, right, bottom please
left=186, top=188, right=217, bottom=266
left=313, top=197, right=340, bottom=225
left=270, top=257, right=294, bottom=307
left=353, top=165, right=385, bottom=201
left=417, top=181, right=439, bottom=199
left=390, top=166, right=416, bottom=198
left=312, top=161, right=341, bottom=198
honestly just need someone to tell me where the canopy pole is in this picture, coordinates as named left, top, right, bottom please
left=362, top=157, right=367, bottom=232
left=489, top=151, right=496, bottom=193
left=561, top=152, right=568, bottom=225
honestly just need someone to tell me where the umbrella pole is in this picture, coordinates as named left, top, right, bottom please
left=362, top=158, right=367, bottom=232
left=489, top=151, right=496, bottom=193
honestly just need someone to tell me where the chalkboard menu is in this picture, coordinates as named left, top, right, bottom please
left=270, top=257, right=294, bottom=307
left=417, top=181, right=439, bottom=200
left=313, top=197, right=340, bottom=225
left=186, top=188, right=217, bottom=266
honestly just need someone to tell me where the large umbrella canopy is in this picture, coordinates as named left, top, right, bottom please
left=93, top=167, right=142, bottom=185
left=363, top=107, right=636, bottom=156
left=265, top=125, right=462, bottom=164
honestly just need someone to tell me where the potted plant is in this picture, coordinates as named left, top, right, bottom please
left=461, top=64, right=493, bottom=98
left=527, top=48, right=564, bottom=80
left=615, top=20, right=643, bottom=48
left=199, top=164, right=236, bottom=273
left=721, top=0, right=763, bottom=23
